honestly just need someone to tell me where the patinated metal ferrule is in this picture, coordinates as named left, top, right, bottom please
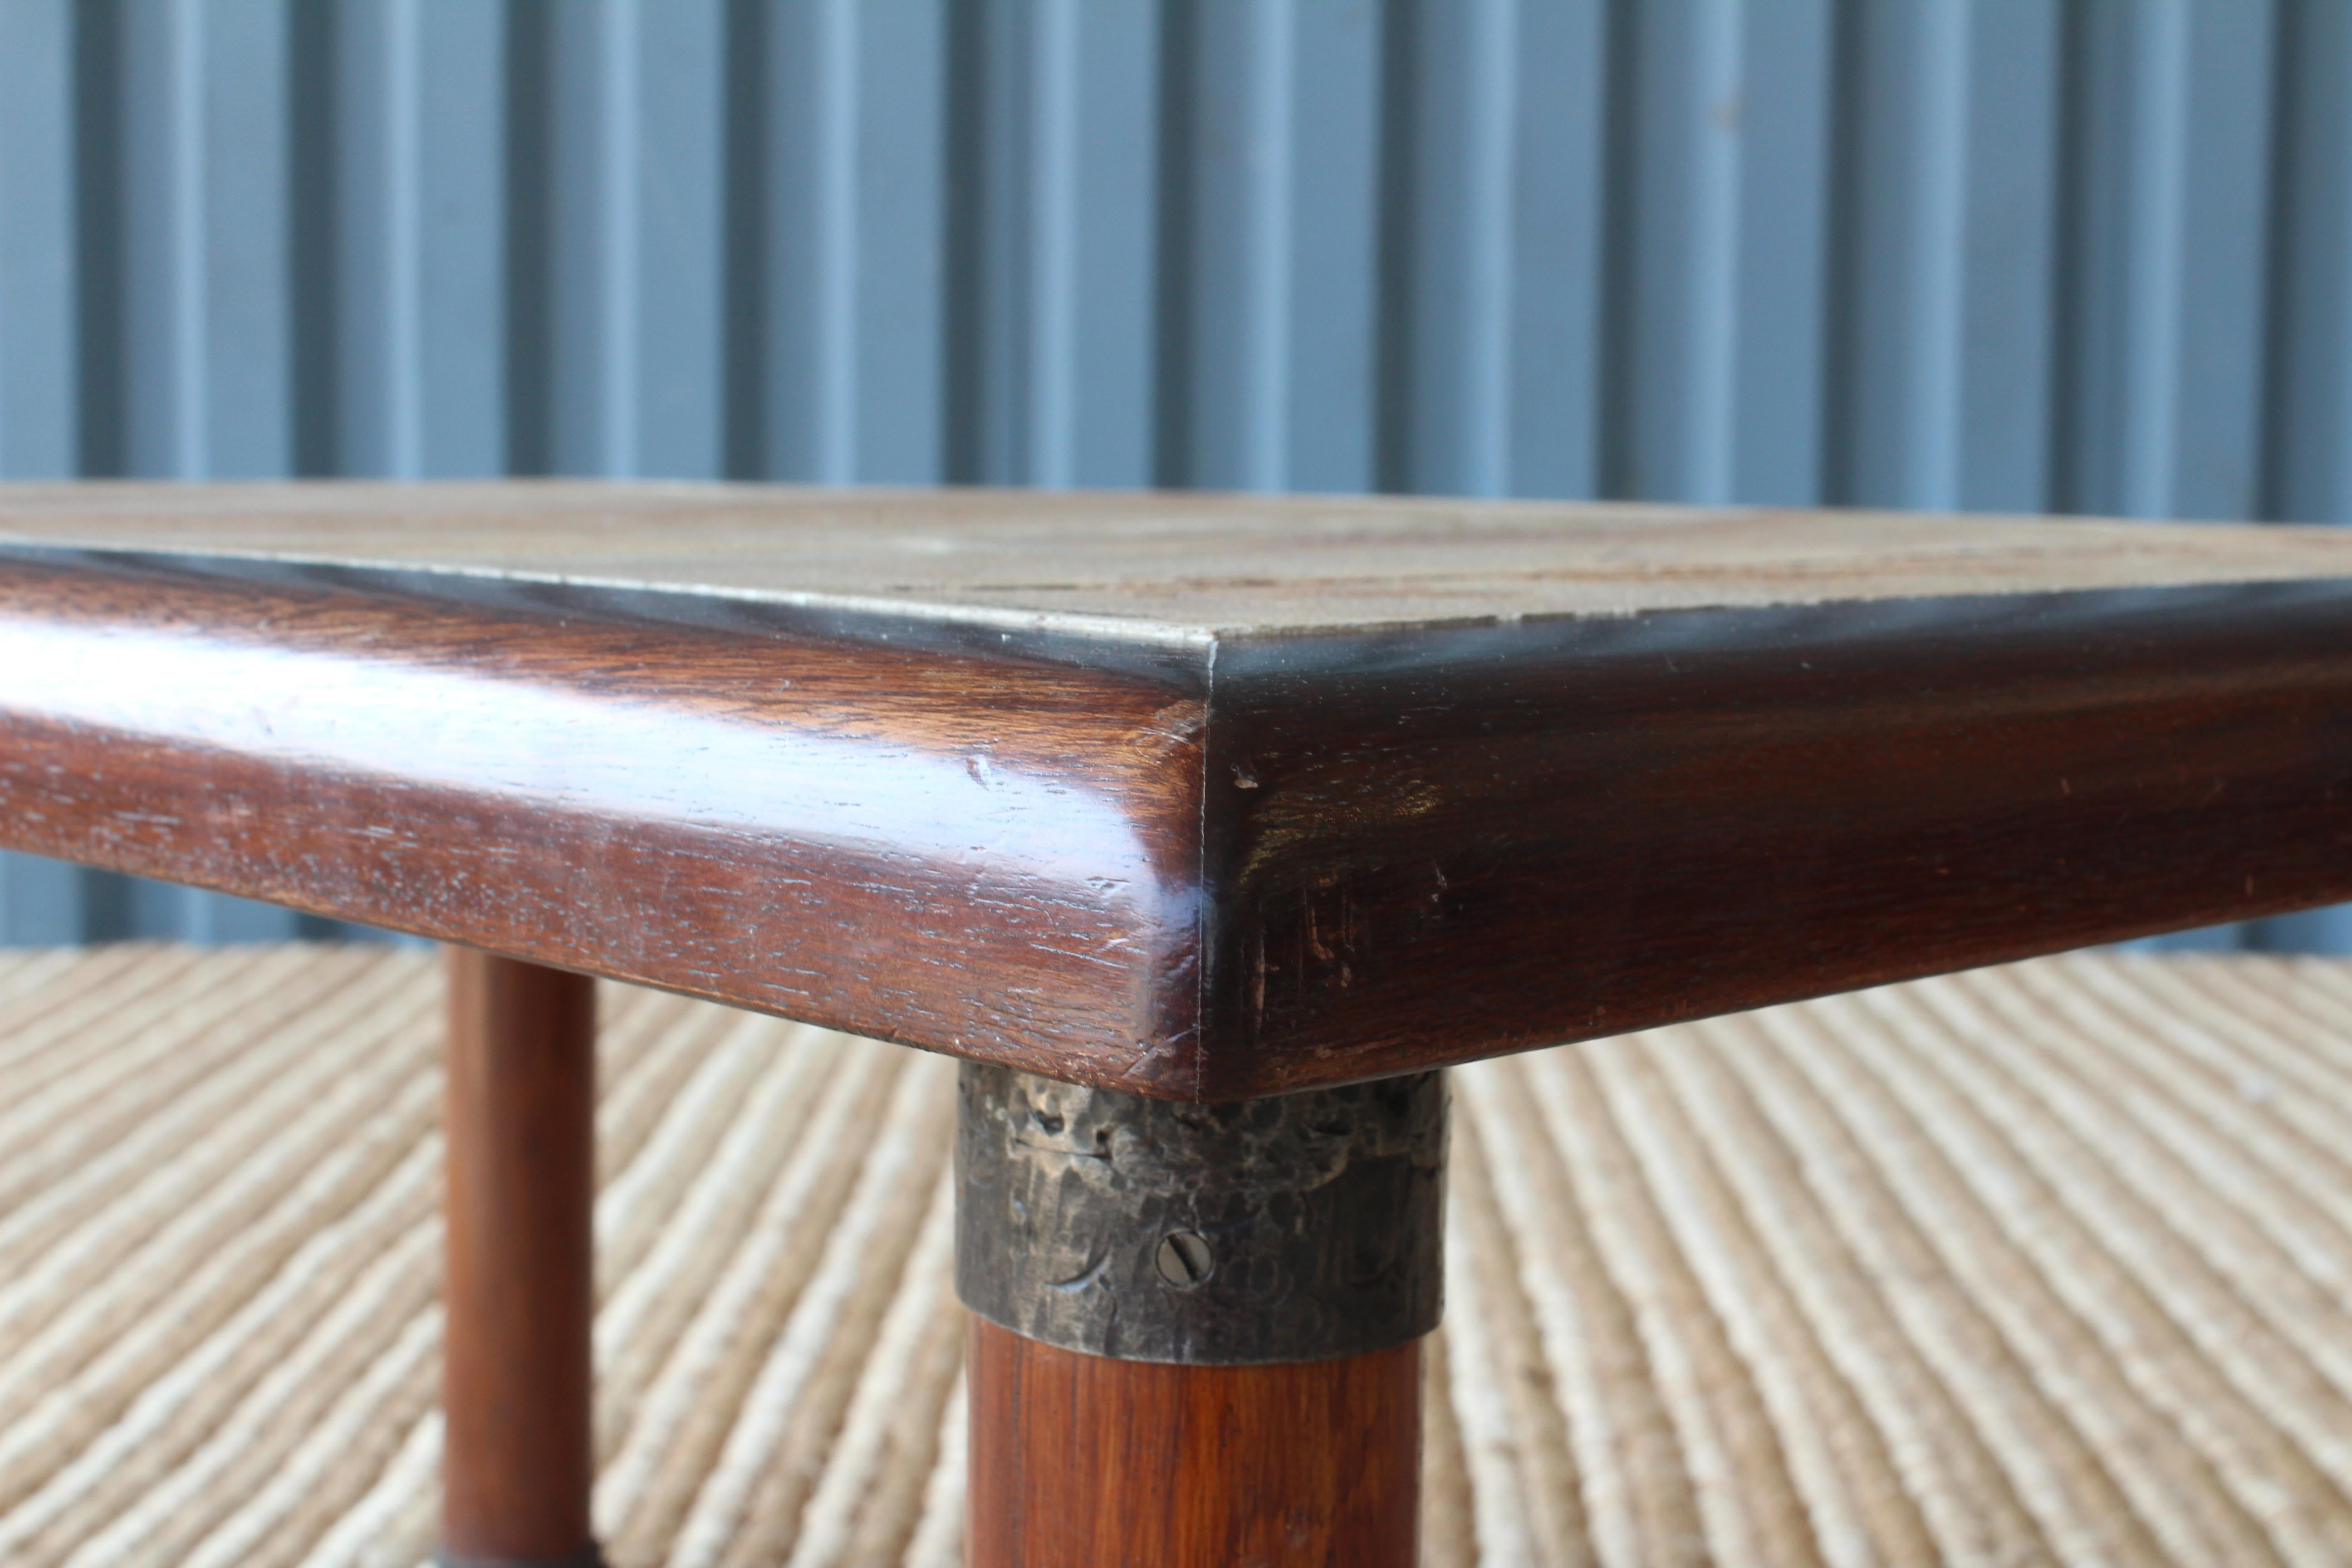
left=954, top=1063, right=1447, bottom=1366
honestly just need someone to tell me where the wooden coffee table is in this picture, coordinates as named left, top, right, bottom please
left=6, top=481, right=2352, bottom=1567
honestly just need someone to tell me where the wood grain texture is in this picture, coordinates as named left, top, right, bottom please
left=965, top=1316, right=1422, bottom=1568
left=1200, top=585, right=2352, bottom=1095
left=11, top=479, right=2352, bottom=635
left=10, top=484, right=2352, bottom=1098
left=0, top=555, right=1207, bottom=1089
left=442, top=949, right=598, bottom=1564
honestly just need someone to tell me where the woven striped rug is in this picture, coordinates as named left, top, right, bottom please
left=0, top=945, right=2348, bottom=1566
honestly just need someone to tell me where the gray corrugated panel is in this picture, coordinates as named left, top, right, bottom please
left=760, top=0, right=860, bottom=480
left=757, top=0, right=951, bottom=483
left=0, top=0, right=78, bottom=480
left=541, top=0, right=730, bottom=478
left=2269, top=0, right=2352, bottom=525
left=1281, top=0, right=1381, bottom=492
left=1183, top=0, right=1300, bottom=490
left=970, top=0, right=1161, bottom=487
left=2059, top=0, right=2278, bottom=524
left=1613, top=0, right=1837, bottom=505
left=1723, top=0, right=1834, bottom=507
left=635, top=0, right=730, bottom=478
left=118, top=0, right=293, bottom=481
left=1504, top=0, right=1608, bottom=500
left=1833, top=0, right=2063, bottom=512
left=0, top=0, right=2345, bottom=953
left=0, top=855, right=89, bottom=946
left=849, top=0, right=952, bottom=482
left=1173, top=0, right=1383, bottom=492
left=1395, top=0, right=1517, bottom=497
left=328, top=0, right=510, bottom=479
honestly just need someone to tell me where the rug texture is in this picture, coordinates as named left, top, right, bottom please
left=0, top=944, right=2348, bottom=1567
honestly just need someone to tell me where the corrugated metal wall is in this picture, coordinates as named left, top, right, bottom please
left=1, top=0, right=2347, bottom=950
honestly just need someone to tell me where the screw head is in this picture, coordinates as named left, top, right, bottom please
left=1154, top=1230, right=1214, bottom=1289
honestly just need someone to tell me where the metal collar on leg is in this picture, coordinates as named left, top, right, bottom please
left=955, top=1063, right=1446, bottom=1366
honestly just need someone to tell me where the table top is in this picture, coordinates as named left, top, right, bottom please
left=6, top=480, right=2352, bottom=1098
left=8, top=479, right=2352, bottom=636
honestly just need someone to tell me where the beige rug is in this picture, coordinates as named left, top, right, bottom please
left=0, top=944, right=2348, bottom=1566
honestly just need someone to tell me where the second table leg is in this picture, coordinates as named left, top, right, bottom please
left=440, top=948, right=602, bottom=1568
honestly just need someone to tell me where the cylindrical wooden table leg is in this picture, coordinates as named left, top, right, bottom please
left=956, top=1064, right=1446, bottom=1568
left=440, top=948, right=601, bottom=1568
left=967, top=1318, right=1423, bottom=1566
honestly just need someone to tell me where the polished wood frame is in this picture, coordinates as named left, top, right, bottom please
left=6, top=556, right=2352, bottom=1100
